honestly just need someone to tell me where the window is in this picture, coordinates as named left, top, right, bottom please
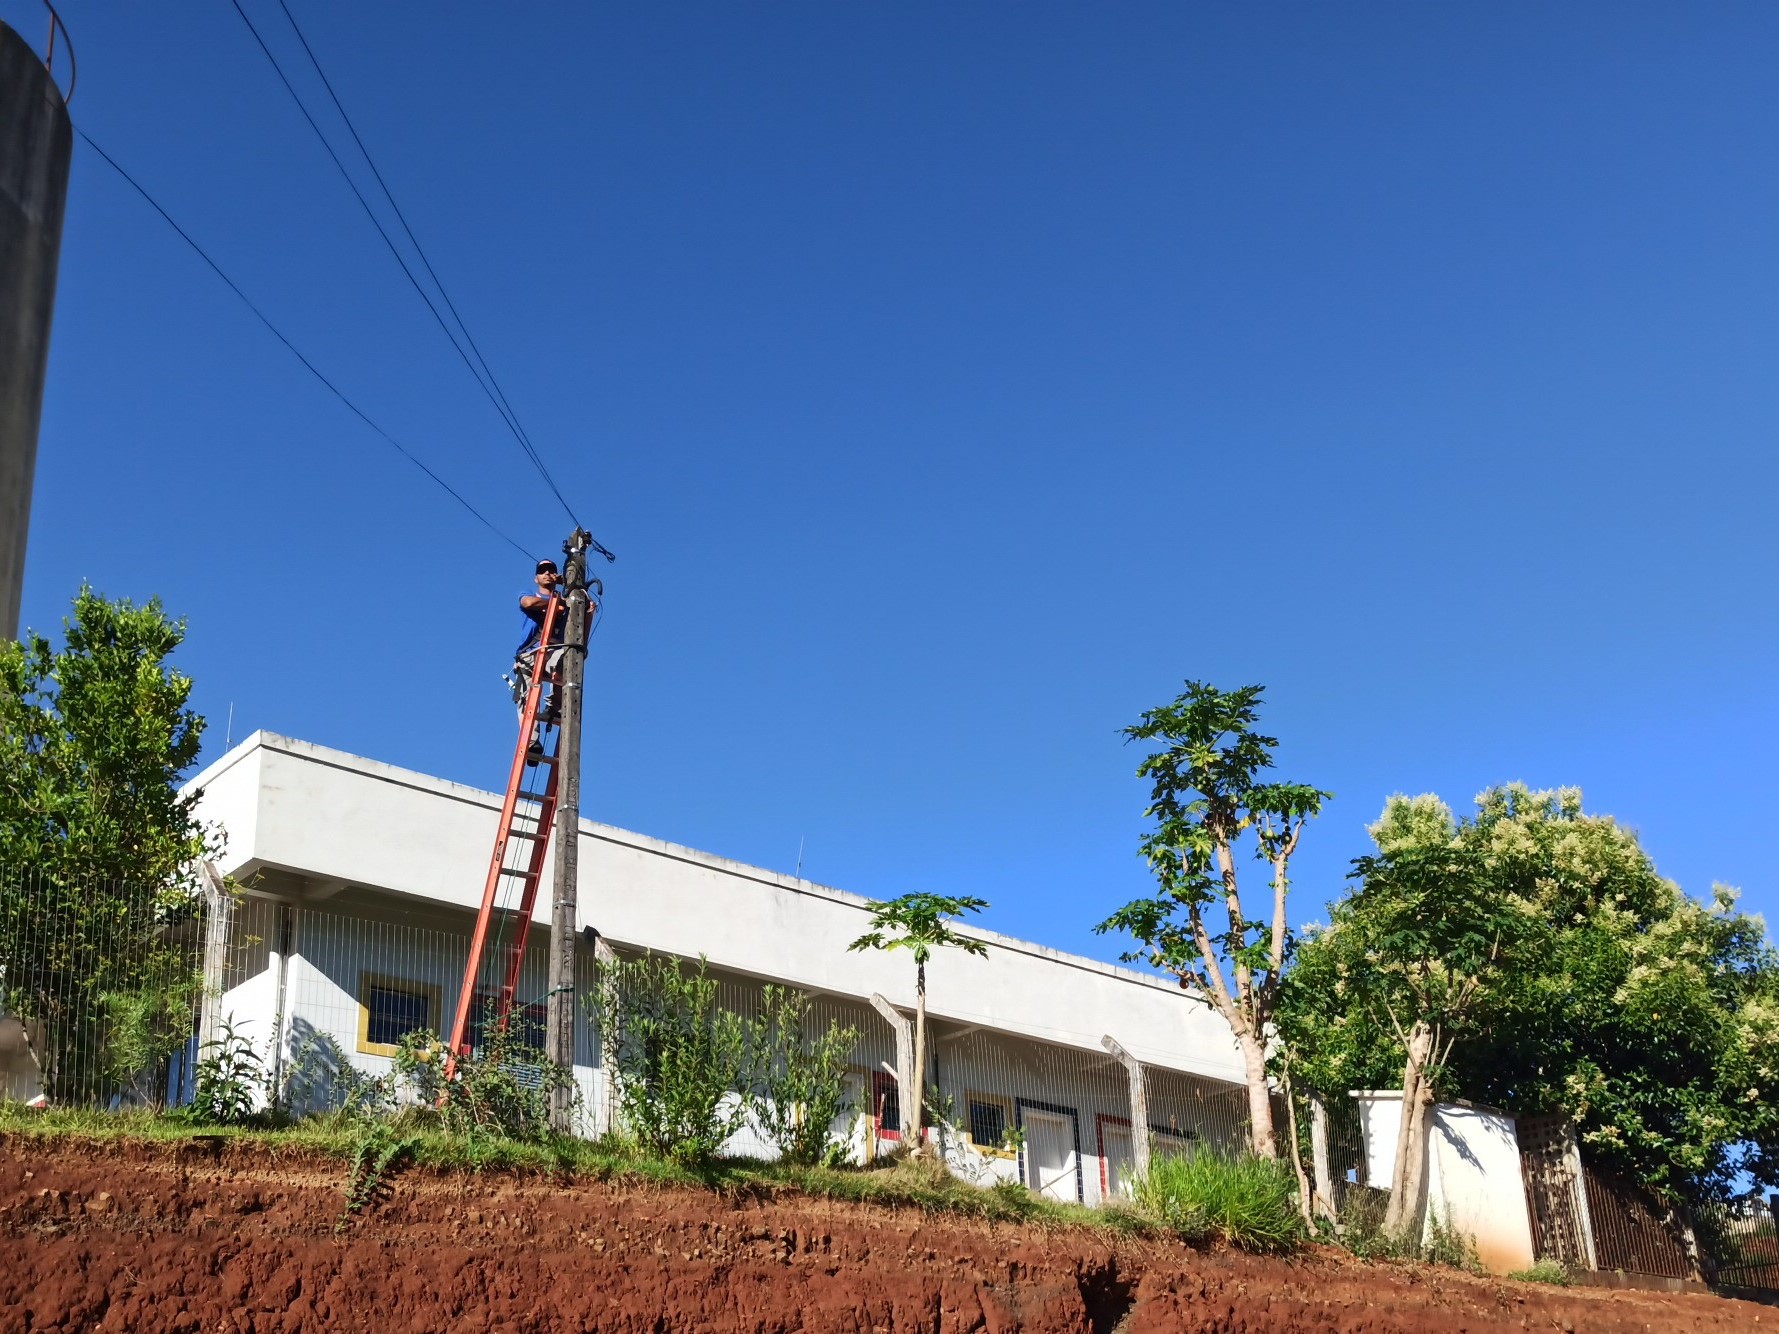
left=357, top=974, right=439, bottom=1057
left=1153, top=1127, right=1195, bottom=1160
left=966, top=1092, right=1016, bottom=1156
left=969, top=1099, right=1005, bottom=1148
left=465, top=993, right=548, bottom=1055
left=873, top=1070, right=901, bottom=1139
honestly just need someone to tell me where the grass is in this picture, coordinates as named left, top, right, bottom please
left=1128, top=1148, right=1306, bottom=1253
left=1507, top=1258, right=1571, bottom=1286
left=0, top=1105, right=1151, bottom=1238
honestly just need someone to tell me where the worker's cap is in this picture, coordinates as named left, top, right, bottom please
left=535, top=559, right=559, bottom=575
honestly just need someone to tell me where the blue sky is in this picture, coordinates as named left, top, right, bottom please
left=17, top=2, right=1778, bottom=964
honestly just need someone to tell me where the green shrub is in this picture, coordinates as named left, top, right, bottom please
left=1507, top=1258, right=1570, bottom=1286
left=594, top=953, right=754, bottom=1167
left=189, top=1020, right=266, bottom=1125
left=1130, top=1147, right=1304, bottom=1252
left=99, top=968, right=202, bottom=1105
left=392, top=1016, right=557, bottom=1144
left=748, top=986, right=859, bottom=1166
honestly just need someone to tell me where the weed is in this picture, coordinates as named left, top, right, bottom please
left=393, top=1017, right=561, bottom=1144
left=1507, top=1258, right=1571, bottom=1285
left=1334, top=1188, right=1481, bottom=1271
left=1422, top=1206, right=1482, bottom=1273
left=337, top=1124, right=419, bottom=1231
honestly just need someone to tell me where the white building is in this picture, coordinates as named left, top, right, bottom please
left=188, top=731, right=1250, bottom=1204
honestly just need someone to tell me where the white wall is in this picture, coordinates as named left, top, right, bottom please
left=189, top=733, right=1247, bottom=1088
left=1354, top=1092, right=1537, bottom=1274
left=210, top=896, right=600, bottom=1127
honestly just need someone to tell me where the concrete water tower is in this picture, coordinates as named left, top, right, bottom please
left=0, top=8, right=73, bottom=640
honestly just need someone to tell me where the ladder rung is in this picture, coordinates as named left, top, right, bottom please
left=504, top=830, right=541, bottom=840
left=526, top=754, right=559, bottom=766
left=498, top=867, right=533, bottom=877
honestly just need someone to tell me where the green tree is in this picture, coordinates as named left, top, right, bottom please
left=1280, top=826, right=1526, bottom=1235
left=848, top=892, right=988, bottom=1154
left=0, top=588, right=211, bottom=1100
left=1096, top=682, right=1328, bottom=1157
left=1283, top=785, right=1779, bottom=1208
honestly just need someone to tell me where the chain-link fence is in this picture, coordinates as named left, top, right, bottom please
left=0, top=866, right=205, bottom=1109
left=208, top=893, right=600, bottom=1132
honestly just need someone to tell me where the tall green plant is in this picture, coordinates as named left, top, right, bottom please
left=190, top=1019, right=266, bottom=1125
left=595, top=954, right=754, bottom=1166
left=1095, top=682, right=1327, bottom=1158
left=750, top=986, right=860, bottom=1166
left=848, top=892, right=988, bottom=1154
left=1130, top=1148, right=1305, bottom=1252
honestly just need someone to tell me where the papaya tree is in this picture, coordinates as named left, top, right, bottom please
left=848, top=892, right=988, bottom=1154
left=1095, top=682, right=1327, bottom=1158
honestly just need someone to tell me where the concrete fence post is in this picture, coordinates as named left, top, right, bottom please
left=871, top=993, right=914, bottom=1140
left=196, top=860, right=232, bottom=1057
left=1101, top=1035, right=1150, bottom=1185
left=592, top=934, right=619, bottom=1138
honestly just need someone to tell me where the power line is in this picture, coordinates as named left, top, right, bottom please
left=75, top=127, right=534, bottom=563
left=224, top=0, right=590, bottom=538
left=269, top=0, right=561, bottom=515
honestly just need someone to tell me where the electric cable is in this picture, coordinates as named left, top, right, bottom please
left=268, top=0, right=562, bottom=518
left=76, top=127, right=533, bottom=562
left=224, top=0, right=589, bottom=537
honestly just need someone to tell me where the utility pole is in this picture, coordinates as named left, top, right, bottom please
left=546, top=527, right=590, bottom=1132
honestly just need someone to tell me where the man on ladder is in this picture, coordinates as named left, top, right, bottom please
left=510, top=558, right=566, bottom=721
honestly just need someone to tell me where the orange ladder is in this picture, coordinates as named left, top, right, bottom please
left=445, top=594, right=564, bottom=1069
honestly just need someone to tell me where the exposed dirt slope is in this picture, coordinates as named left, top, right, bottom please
left=0, top=1136, right=1766, bottom=1332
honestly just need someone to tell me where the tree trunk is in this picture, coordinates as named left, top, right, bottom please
left=1310, top=1095, right=1338, bottom=1224
left=1239, top=1031, right=1277, bottom=1158
left=1282, top=1073, right=1314, bottom=1225
left=1383, top=1019, right=1436, bottom=1239
left=910, top=960, right=928, bottom=1155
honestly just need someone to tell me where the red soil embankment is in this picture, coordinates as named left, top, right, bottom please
left=0, top=1136, right=1767, bottom=1332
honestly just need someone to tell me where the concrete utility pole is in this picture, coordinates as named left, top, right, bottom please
left=545, top=528, right=590, bottom=1132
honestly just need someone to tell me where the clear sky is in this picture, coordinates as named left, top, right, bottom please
left=17, top=2, right=1778, bottom=964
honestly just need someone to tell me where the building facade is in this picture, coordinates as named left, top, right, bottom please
left=188, top=732, right=1250, bottom=1204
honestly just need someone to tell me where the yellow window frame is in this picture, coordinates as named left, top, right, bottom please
left=964, top=1091, right=1017, bottom=1158
left=356, top=971, right=440, bottom=1058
